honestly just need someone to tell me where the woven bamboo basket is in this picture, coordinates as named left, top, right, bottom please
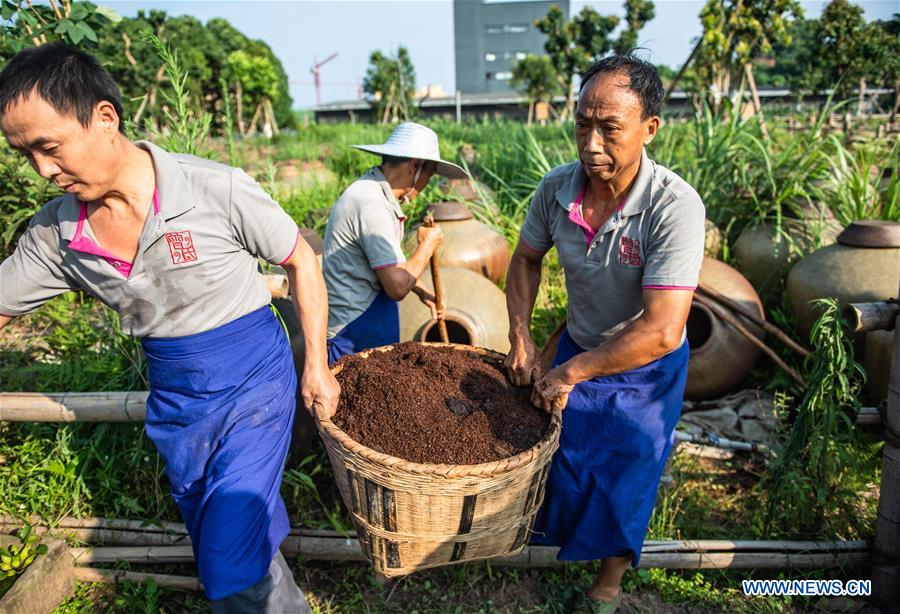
left=315, top=342, right=562, bottom=577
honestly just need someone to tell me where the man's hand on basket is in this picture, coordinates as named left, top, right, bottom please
left=302, top=363, right=340, bottom=420
left=505, top=334, right=541, bottom=386
left=531, top=367, right=574, bottom=414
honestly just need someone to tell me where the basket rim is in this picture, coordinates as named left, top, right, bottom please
left=316, top=341, right=562, bottom=477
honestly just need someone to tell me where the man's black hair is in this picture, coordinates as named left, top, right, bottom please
left=579, top=54, right=664, bottom=119
left=0, top=43, right=125, bottom=134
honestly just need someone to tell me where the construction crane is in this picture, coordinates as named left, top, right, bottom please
left=311, top=53, right=338, bottom=106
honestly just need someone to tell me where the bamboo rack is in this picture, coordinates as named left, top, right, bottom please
left=4, top=515, right=868, bottom=571
left=65, top=541, right=869, bottom=570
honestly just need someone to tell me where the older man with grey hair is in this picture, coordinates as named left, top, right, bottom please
left=323, top=122, right=468, bottom=363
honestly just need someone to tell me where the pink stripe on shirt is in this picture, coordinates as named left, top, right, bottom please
left=568, top=188, right=628, bottom=246
left=277, top=231, right=301, bottom=266
left=642, top=285, right=697, bottom=290
left=67, top=187, right=159, bottom=279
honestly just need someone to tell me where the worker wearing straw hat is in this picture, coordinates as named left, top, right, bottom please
left=0, top=44, right=337, bottom=612
left=506, top=55, right=705, bottom=613
left=322, top=122, right=468, bottom=363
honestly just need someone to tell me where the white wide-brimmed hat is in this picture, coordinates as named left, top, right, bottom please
left=353, top=122, right=469, bottom=179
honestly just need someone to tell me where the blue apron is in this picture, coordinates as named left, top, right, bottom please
left=142, top=306, right=296, bottom=600
left=327, top=290, right=399, bottom=364
left=530, top=329, right=689, bottom=565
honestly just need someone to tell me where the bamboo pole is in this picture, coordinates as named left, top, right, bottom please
left=697, top=283, right=809, bottom=357
left=843, top=301, right=900, bottom=334
left=0, top=391, right=149, bottom=422
left=73, top=567, right=202, bottom=591
left=423, top=216, right=449, bottom=343
left=693, top=294, right=805, bottom=386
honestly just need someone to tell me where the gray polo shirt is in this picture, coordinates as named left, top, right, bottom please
left=0, top=141, right=300, bottom=337
left=520, top=150, right=705, bottom=350
left=323, top=166, right=406, bottom=337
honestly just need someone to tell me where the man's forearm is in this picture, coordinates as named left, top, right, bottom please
left=0, top=314, right=12, bottom=332
left=506, top=251, right=543, bottom=341
left=558, top=316, right=684, bottom=384
left=284, top=240, right=329, bottom=369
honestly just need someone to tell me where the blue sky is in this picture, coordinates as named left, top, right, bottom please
left=104, top=1, right=898, bottom=109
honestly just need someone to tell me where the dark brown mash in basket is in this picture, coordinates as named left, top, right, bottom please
left=332, top=342, right=550, bottom=465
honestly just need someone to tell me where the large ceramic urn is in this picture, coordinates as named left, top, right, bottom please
left=787, top=220, right=900, bottom=401
left=399, top=267, right=510, bottom=353
left=685, top=258, right=766, bottom=400
left=733, top=211, right=844, bottom=298
left=404, top=201, right=511, bottom=284
left=787, top=221, right=900, bottom=336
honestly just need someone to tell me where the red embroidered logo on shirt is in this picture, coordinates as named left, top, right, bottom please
left=165, top=231, right=198, bottom=265
left=618, top=236, right=641, bottom=266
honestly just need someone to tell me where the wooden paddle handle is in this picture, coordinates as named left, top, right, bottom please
left=423, top=216, right=449, bottom=343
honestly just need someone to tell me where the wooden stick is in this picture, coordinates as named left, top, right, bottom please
left=423, top=216, right=449, bottom=343
left=693, top=294, right=806, bottom=387
left=73, top=567, right=202, bottom=591
left=697, top=282, right=810, bottom=357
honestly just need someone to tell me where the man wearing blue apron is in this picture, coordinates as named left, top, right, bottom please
left=0, top=44, right=339, bottom=612
left=506, top=55, right=705, bottom=613
left=323, top=122, right=468, bottom=363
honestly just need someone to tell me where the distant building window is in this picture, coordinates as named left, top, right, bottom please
left=486, top=50, right=531, bottom=62
left=495, top=71, right=513, bottom=80
left=485, top=23, right=528, bottom=34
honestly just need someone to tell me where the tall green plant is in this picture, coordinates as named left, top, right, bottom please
left=762, top=299, right=875, bottom=537
left=142, top=31, right=212, bottom=157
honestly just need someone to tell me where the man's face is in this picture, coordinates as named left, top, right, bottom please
left=404, top=159, right=437, bottom=202
left=1, top=90, right=119, bottom=202
left=575, top=70, right=659, bottom=185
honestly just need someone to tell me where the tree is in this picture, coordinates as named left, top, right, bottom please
left=511, top=55, right=560, bottom=125
left=793, top=2, right=898, bottom=116
left=0, top=0, right=119, bottom=61
left=875, top=15, right=900, bottom=122
left=363, top=46, right=416, bottom=124
left=614, top=0, right=656, bottom=55
left=534, top=5, right=619, bottom=120
left=91, top=10, right=294, bottom=135
left=692, top=0, right=802, bottom=127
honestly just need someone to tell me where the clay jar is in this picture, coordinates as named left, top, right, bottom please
left=733, top=213, right=844, bottom=297
left=787, top=221, right=900, bottom=336
left=399, top=267, right=511, bottom=353
left=685, top=258, right=765, bottom=400
left=787, top=220, right=900, bottom=401
left=404, top=202, right=511, bottom=284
